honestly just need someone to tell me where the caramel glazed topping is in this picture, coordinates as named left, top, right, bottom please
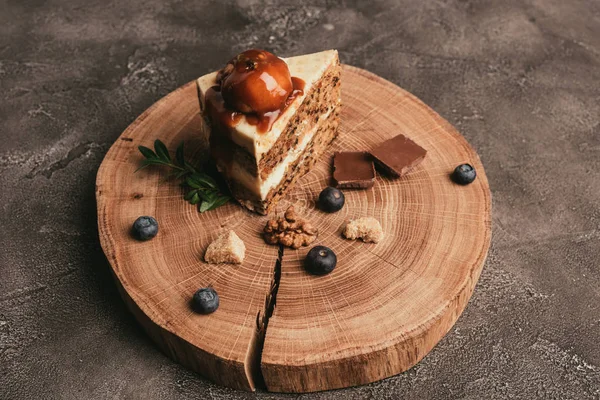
left=205, top=49, right=305, bottom=134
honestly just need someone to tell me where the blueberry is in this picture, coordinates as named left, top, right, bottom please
left=305, top=246, right=337, bottom=275
left=318, top=187, right=345, bottom=212
left=132, top=216, right=159, bottom=240
left=191, top=287, right=219, bottom=314
left=452, top=163, right=477, bottom=185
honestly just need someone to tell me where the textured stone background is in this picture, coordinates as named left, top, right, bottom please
left=1, top=0, right=599, bottom=399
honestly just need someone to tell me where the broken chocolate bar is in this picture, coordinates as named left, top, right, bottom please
left=333, top=152, right=376, bottom=189
left=370, top=134, right=426, bottom=178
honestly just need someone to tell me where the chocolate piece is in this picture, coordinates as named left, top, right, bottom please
left=333, top=152, right=376, bottom=189
left=370, top=134, right=426, bottom=177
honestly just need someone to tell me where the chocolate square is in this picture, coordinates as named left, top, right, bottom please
left=333, top=152, right=376, bottom=189
left=370, top=134, right=427, bottom=178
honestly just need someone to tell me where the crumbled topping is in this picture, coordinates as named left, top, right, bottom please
left=205, top=230, right=245, bottom=264
left=263, top=206, right=318, bottom=249
left=343, top=217, right=383, bottom=243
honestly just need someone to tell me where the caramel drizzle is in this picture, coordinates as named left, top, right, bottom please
left=205, top=77, right=305, bottom=134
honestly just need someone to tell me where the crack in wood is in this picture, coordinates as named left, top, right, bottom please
left=248, top=244, right=283, bottom=390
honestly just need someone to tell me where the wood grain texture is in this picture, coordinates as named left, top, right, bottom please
left=96, top=65, right=491, bottom=393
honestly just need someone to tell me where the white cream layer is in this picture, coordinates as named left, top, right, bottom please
left=196, top=50, right=339, bottom=161
left=227, top=107, right=333, bottom=199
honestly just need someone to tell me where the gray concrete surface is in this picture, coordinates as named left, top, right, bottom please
left=1, top=0, right=599, bottom=399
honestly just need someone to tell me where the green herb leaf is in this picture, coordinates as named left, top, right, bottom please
left=184, top=161, right=198, bottom=174
left=154, top=140, right=171, bottom=162
left=210, top=196, right=230, bottom=210
left=136, top=140, right=229, bottom=214
left=185, top=176, right=201, bottom=189
left=199, top=194, right=230, bottom=212
left=184, top=189, right=197, bottom=201
left=175, top=169, right=189, bottom=180
left=189, top=173, right=217, bottom=189
left=138, top=146, right=157, bottom=160
left=144, top=159, right=173, bottom=167
left=199, top=199, right=214, bottom=212
left=197, top=189, right=217, bottom=202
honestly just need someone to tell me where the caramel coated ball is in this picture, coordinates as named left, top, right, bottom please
left=220, top=49, right=293, bottom=114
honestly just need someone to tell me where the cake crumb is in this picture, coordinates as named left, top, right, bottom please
left=205, top=230, right=245, bottom=264
left=343, top=217, right=383, bottom=243
left=263, top=206, right=318, bottom=249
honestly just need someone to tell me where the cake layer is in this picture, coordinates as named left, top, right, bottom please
left=227, top=107, right=340, bottom=214
left=258, top=63, right=340, bottom=180
left=223, top=107, right=335, bottom=199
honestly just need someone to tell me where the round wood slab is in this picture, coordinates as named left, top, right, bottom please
left=96, top=65, right=491, bottom=393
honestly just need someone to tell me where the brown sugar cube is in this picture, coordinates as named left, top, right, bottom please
left=204, top=230, right=245, bottom=264
left=343, top=217, right=384, bottom=243
left=333, top=152, right=376, bottom=189
left=370, top=134, right=426, bottom=178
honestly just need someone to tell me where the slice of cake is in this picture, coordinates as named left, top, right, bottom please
left=196, top=49, right=341, bottom=214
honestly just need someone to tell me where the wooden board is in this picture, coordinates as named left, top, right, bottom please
left=96, top=65, right=491, bottom=393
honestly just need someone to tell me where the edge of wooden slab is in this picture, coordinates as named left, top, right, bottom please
left=96, top=65, right=491, bottom=393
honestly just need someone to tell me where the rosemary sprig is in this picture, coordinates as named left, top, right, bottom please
left=137, top=140, right=230, bottom=213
